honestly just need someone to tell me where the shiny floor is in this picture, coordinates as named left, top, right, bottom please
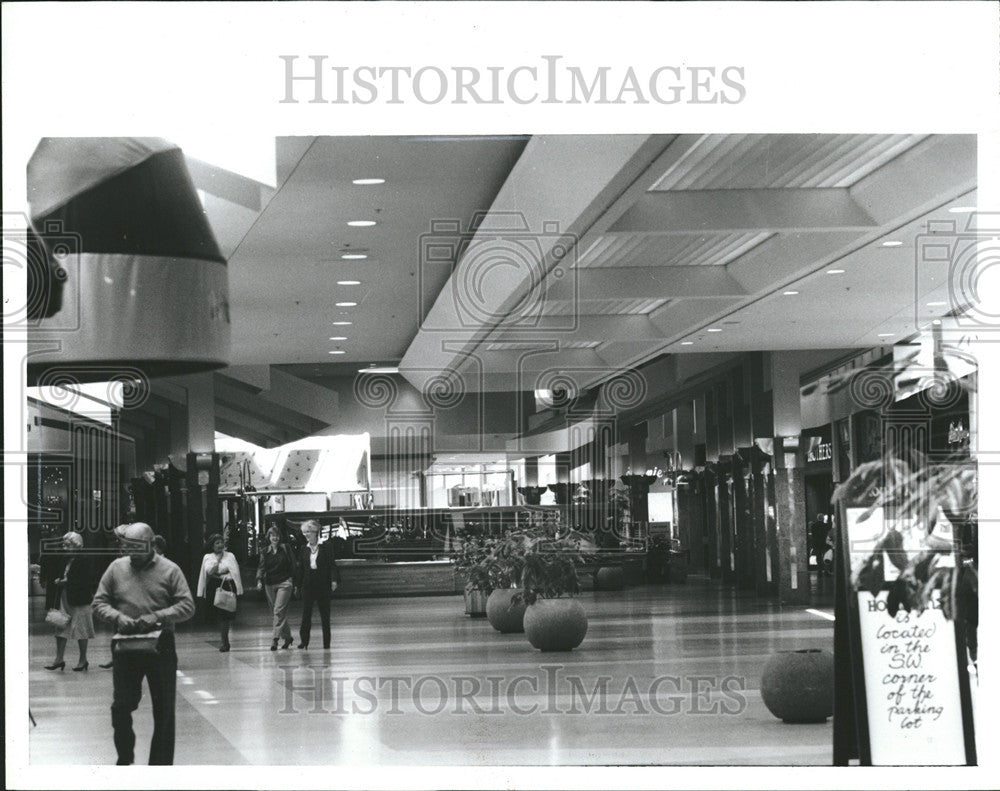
left=29, top=575, right=835, bottom=765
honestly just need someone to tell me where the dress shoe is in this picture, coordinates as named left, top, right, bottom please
left=270, top=639, right=279, bottom=652
left=73, top=662, right=89, bottom=672
left=99, top=661, right=114, bottom=669
left=282, top=637, right=293, bottom=649
left=297, top=643, right=308, bottom=649
left=219, top=643, right=230, bottom=653
left=45, top=661, right=65, bottom=671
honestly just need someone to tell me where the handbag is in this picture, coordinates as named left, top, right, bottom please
left=113, top=630, right=163, bottom=655
left=45, top=608, right=71, bottom=630
left=213, top=578, right=238, bottom=612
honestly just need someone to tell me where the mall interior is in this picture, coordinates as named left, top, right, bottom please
left=22, top=133, right=979, bottom=766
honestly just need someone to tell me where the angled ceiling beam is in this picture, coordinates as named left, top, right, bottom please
left=609, top=189, right=878, bottom=235
left=214, top=403, right=292, bottom=446
left=215, top=416, right=285, bottom=449
left=214, top=376, right=323, bottom=436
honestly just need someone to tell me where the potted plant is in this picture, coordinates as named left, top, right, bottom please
left=516, top=529, right=592, bottom=651
left=451, top=532, right=495, bottom=618
left=483, top=530, right=530, bottom=633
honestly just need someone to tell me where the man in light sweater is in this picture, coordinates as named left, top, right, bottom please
left=93, top=522, right=195, bottom=765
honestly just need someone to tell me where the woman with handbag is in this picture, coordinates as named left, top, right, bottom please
left=256, top=525, right=298, bottom=651
left=45, top=531, right=95, bottom=671
left=196, top=534, right=243, bottom=652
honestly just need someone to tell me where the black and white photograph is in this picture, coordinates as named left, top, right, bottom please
left=3, top=3, right=998, bottom=789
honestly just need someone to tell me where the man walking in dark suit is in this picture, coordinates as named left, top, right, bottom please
left=296, top=519, right=340, bottom=649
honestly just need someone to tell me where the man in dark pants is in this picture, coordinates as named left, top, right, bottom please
left=296, top=519, right=340, bottom=649
left=93, top=523, right=195, bottom=765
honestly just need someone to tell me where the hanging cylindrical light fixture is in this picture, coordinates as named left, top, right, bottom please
left=26, top=137, right=230, bottom=385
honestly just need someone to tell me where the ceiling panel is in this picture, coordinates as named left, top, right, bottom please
left=650, top=134, right=927, bottom=190
left=577, top=231, right=772, bottom=268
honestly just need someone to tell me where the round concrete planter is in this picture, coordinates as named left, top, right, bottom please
left=760, top=649, right=834, bottom=723
left=594, top=566, right=624, bottom=591
left=524, top=598, right=588, bottom=652
left=464, top=587, right=488, bottom=618
left=486, top=588, right=526, bottom=633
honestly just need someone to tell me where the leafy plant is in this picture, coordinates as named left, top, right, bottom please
left=513, top=528, right=592, bottom=606
left=451, top=532, right=498, bottom=594
left=832, top=448, right=977, bottom=623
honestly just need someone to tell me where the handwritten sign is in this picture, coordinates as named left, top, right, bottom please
left=846, top=507, right=967, bottom=765
left=856, top=591, right=966, bottom=764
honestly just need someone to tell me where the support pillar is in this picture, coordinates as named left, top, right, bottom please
left=774, top=437, right=810, bottom=604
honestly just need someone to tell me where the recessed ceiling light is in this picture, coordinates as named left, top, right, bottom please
left=932, top=319, right=942, bottom=325
left=881, top=241, right=903, bottom=247
left=352, top=178, right=385, bottom=185
left=680, top=341, right=694, bottom=346
left=926, top=301, right=948, bottom=306
left=335, top=301, right=357, bottom=307
left=328, top=350, right=346, bottom=355
left=707, top=328, right=722, bottom=333
left=949, top=206, right=976, bottom=213
left=827, top=269, right=845, bottom=275
left=337, top=280, right=361, bottom=286
left=341, top=254, right=368, bottom=260
left=332, top=321, right=352, bottom=326
left=782, top=290, right=799, bottom=296
left=358, top=366, right=399, bottom=374
left=329, top=336, right=347, bottom=341
left=347, top=220, right=376, bottom=227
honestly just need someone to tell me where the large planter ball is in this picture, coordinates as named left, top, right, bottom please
left=760, top=649, right=834, bottom=723
left=524, top=598, right=588, bottom=652
left=465, top=587, right=488, bottom=618
left=486, top=588, right=526, bottom=633
left=595, top=566, right=624, bottom=591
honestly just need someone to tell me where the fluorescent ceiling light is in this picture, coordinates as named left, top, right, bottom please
left=926, top=301, right=948, bottom=306
left=347, top=220, right=376, bottom=227
left=332, top=321, right=352, bottom=326
left=707, top=328, right=722, bottom=333
left=329, top=350, right=346, bottom=355
left=337, top=280, right=361, bottom=286
left=336, top=301, right=357, bottom=307
left=782, top=290, right=799, bottom=296
left=358, top=366, right=399, bottom=374
left=341, top=254, right=368, bottom=260
left=680, top=341, right=694, bottom=346
left=329, top=336, right=347, bottom=341
left=352, top=178, right=385, bottom=185
left=827, top=269, right=845, bottom=275
left=878, top=332, right=895, bottom=337
left=881, top=241, right=903, bottom=247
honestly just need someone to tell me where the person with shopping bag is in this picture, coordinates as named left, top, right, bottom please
left=196, top=534, right=243, bottom=652
left=44, top=531, right=96, bottom=671
left=92, top=522, right=195, bottom=765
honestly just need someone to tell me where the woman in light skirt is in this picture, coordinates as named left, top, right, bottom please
left=197, top=533, right=244, bottom=652
left=45, top=531, right=95, bottom=671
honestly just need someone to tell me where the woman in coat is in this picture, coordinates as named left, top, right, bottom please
left=196, top=534, right=244, bottom=652
left=45, top=531, right=95, bottom=671
left=256, top=525, right=298, bottom=651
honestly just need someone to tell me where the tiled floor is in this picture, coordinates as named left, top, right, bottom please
left=28, top=576, right=835, bottom=765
